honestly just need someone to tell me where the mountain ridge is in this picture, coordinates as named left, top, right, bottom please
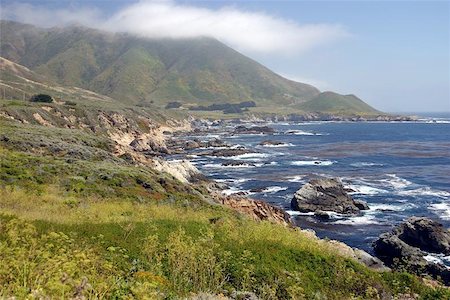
left=1, top=20, right=379, bottom=115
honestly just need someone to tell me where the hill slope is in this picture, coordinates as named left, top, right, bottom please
left=298, top=91, right=379, bottom=115
left=0, top=20, right=379, bottom=115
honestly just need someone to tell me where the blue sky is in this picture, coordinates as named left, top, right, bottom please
left=2, top=0, right=449, bottom=113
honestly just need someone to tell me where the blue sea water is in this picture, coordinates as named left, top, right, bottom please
left=185, top=116, right=450, bottom=255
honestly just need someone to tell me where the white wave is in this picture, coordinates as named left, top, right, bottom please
left=347, top=185, right=388, bottom=195
left=215, top=178, right=250, bottom=184
left=228, top=153, right=270, bottom=161
left=260, top=143, right=294, bottom=148
left=284, top=130, right=319, bottom=136
left=383, top=174, right=413, bottom=189
left=222, top=187, right=248, bottom=196
left=291, top=160, right=335, bottom=166
left=214, top=179, right=228, bottom=183
left=423, top=254, right=450, bottom=268
left=422, top=120, right=450, bottom=124
left=368, top=203, right=416, bottom=212
left=285, top=210, right=314, bottom=216
left=350, top=162, right=384, bottom=167
left=204, top=163, right=263, bottom=169
left=236, top=178, right=250, bottom=183
left=334, top=215, right=379, bottom=225
left=398, top=187, right=450, bottom=199
left=429, top=203, right=450, bottom=220
left=286, top=175, right=307, bottom=183
left=204, top=134, right=222, bottom=139
left=263, top=186, right=288, bottom=193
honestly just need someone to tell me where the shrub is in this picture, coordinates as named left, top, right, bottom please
left=30, top=94, right=53, bottom=103
left=165, top=101, right=182, bottom=109
left=64, top=101, right=77, bottom=106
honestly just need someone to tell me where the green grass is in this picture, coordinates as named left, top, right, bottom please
left=3, top=188, right=448, bottom=299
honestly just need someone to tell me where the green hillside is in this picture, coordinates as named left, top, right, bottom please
left=0, top=20, right=380, bottom=115
left=298, top=91, right=380, bottom=114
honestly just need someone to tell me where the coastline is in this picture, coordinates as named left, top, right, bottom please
left=168, top=116, right=450, bottom=278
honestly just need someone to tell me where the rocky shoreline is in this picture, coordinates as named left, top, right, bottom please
left=166, top=120, right=450, bottom=286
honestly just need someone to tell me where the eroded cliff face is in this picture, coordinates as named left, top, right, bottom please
left=219, top=195, right=293, bottom=226
left=0, top=104, right=200, bottom=183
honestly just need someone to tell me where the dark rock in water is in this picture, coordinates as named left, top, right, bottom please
left=374, top=217, right=450, bottom=285
left=290, top=178, right=369, bottom=214
left=314, top=210, right=331, bottom=220
left=210, top=148, right=253, bottom=157
left=206, top=138, right=227, bottom=148
left=184, top=140, right=200, bottom=150
left=259, top=140, right=284, bottom=146
left=222, top=161, right=255, bottom=167
left=249, top=187, right=265, bottom=193
left=396, top=217, right=450, bottom=255
left=233, top=125, right=275, bottom=135
left=354, top=199, right=370, bottom=210
left=374, top=233, right=426, bottom=266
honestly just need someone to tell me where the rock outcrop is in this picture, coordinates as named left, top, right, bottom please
left=395, top=217, right=450, bottom=254
left=290, top=178, right=369, bottom=214
left=259, top=140, right=284, bottom=146
left=222, top=161, right=255, bottom=167
left=220, top=195, right=292, bottom=226
left=374, top=217, right=450, bottom=284
left=152, top=159, right=203, bottom=184
left=325, top=240, right=389, bottom=272
left=233, top=125, right=275, bottom=135
left=209, top=148, right=254, bottom=157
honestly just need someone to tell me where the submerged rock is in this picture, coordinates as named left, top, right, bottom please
left=290, top=178, right=369, bottom=214
left=374, top=217, right=450, bottom=284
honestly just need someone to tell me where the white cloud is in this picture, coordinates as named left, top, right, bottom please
left=2, top=0, right=350, bottom=55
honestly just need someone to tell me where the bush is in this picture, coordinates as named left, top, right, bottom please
left=165, top=101, right=182, bottom=109
left=64, top=101, right=77, bottom=106
left=30, top=94, right=53, bottom=103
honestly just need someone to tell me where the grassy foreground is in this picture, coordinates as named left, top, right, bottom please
left=0, top=147, right=449, bottom=299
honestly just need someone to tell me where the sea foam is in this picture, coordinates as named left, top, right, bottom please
left=291, top=160, right=334, bottom=166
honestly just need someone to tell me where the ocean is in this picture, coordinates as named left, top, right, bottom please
left=182, top=115, right=450, bottom=259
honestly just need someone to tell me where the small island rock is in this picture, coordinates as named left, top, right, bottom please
left=290, top=178, right=369, bottom=214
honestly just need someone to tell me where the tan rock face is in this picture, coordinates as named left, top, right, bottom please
left=32, top=113, right=54, bottom=127
left=152, top=159, right=201, bottom=183
left=220, top=196, right=292, bottom=226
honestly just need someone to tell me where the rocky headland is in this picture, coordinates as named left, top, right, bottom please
left=374, top=217, right=450, bottom=284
